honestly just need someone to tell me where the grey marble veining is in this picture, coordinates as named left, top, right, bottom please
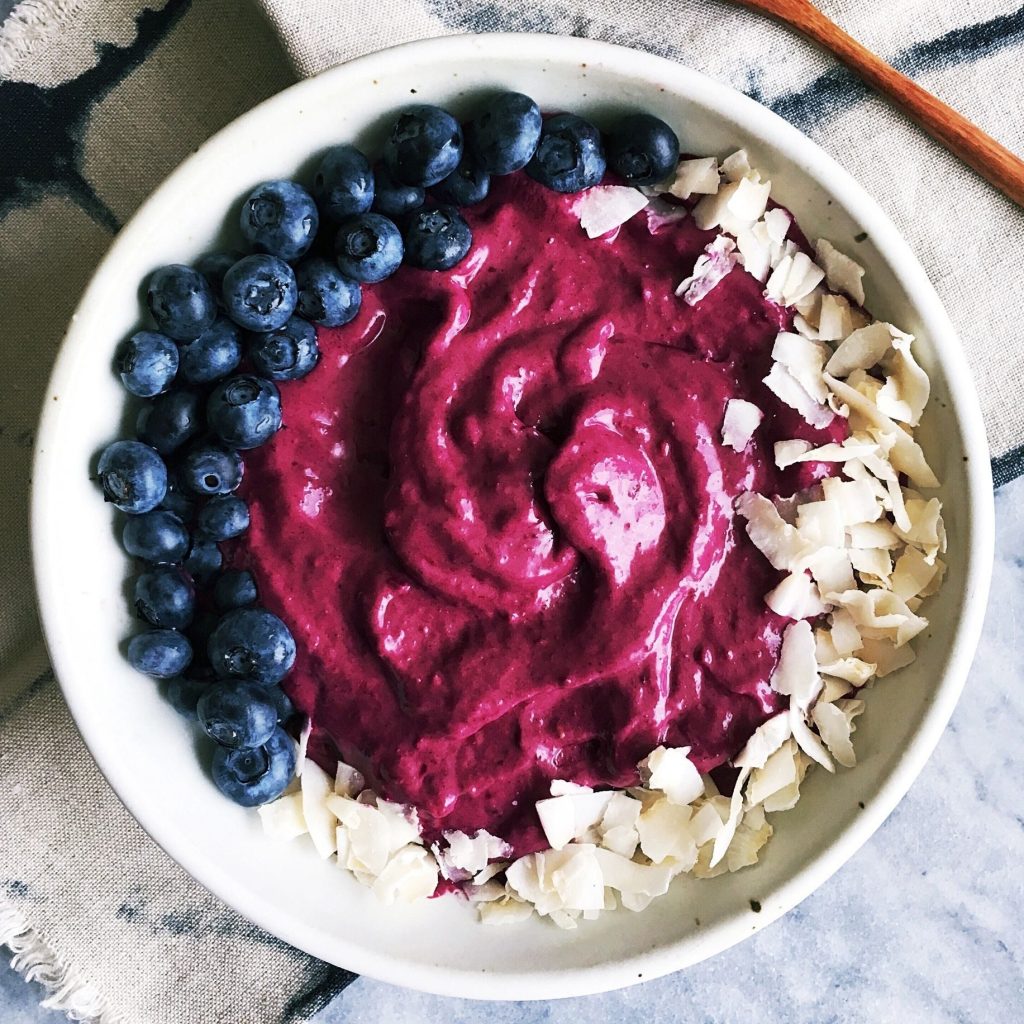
left=4, top=483, right=1022, bottom=1023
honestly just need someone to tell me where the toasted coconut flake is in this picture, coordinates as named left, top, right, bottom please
left=761, top=750, right=812, bottom=813
left=734, top=713, right=792, bottom=770
left=689, top=801, right=728, bottom=847
left=726, top=808, right=774, bottom=870
left=847, top=521, right=901, bottom=549
left=817, top=293, right=854, bottom=342
left=891, top=546, right=941, bottom=600
left=536, top=788, right=614, bottom=851
left=721, top=148, right=752, bottom=182
left=770, top=620, right=822, bottom=708
left=592, top=847, right=674, bottom=906
left=850, top=546, right=893, bottom=586
left=824, top=374, right=939, bottom=487
left=806, top=546, right=856, bottom=596
left=876, top=328, right=929, bottom=426
left=764, top=362, right=835, bottom=429
left=815, top=238, right=866, bottom=305
left=812, top=700, right=862, bottom=768
left=735, top=221, right=772, bottom=282
left=793, top=314, right=820, bottom=339
left=764, top=207, right=791, bottom=245
left=257, top=791, right=308, bottom=841
left=301, top=758, right=339, bottom=859
left=722, top=398, right=764, bottom=451
left=894, top=497, right=945, bottom=563
left=372, top=844, right=439, bottom=905
left=831, top=589, right=928, bottom=647
left=797, top=501, right=846, bottom=550
left=637, top=798, right=698, bottom=869
left=676, top=234, right=739, bottom=304
left=335, top=760, right=365, bottom=798
left=709, top=766, right=750, bottom=868
left=746, top=738, right=801, bottom=806
left=578, top=185, right=649, bottom=239
left=858, top=637, right=916, bottom=677
left=693, top=182, right=738, bottom=230
left=735, top=491, right=810, bottom=571
left=825, top=322, right=892, bottom=378
left=548, top=845, right=605, bottom=911
left=772, top=332, right=831, bottom=403
left=820, top=675, right=855, bottom=703
left=775, top=439, right=877, bottom=469
left=668, top=156, right=720, bottom=199
left=782, top=252, right=826, bottom=306
left=817, top=655, right=876, bottom=686
left=639, top=746, right=705, bottom=805
left=829, top=608, right=863, bottom=655
left=821, top=477, right=882, bottom=526
left=765, top=571, right=828, bottom=618
left=727, top=176, right=772, bottom=223
left=791, top=708, right=834, bottom=770
left=442, top=829, right=512, bottom=876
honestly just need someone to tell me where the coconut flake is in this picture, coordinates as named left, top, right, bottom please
left=676, top=234, right=738, bottom=304
left=772, top=332, right=830, bottom=403
left=858, top=637, right=917, bottom=677
left=334, top=760, right=365, bottom=798
left=815, top=239, right=866, bottom=305
left=763, top=362, right=835, bottom=429
left=301, top=758, right=339, bottom=859
left=746, top=738, right=802, bottom=806
left=295, top=717, right=312, bottom=774
left=536, top=788, right=614, bottom=851
left=372, top=844, right=439, bottom=905
left=645, top=197, right=689, bottom=234
left=639, top=746, right=705, bottom=805
left=578, top=185, right=649, bottom=239
left=441, top=829, right=512, bottom=877
left=735, top=491, right=810, bottom=571
left=764, top=207, right=791, bottom=246
left=812, top=700, right=863, bottom=768
left=765, top=571, right=828, bottom=618
left=480, top=896, right=535, bottom=926
left=636, top=798, right=698, bottom=869
left=709, top=767, right=750, bottom=868
left=806, top=547, right=856, bottom=597
left=257, top=791, right=308, bottom=841
left=826, top=322, right=892, bottom=378
left=877, top=329, right=929, bottom=426
left=722, top=398, right=764, bottom=451
left=797, top=501, right=846, bottom=550
left=892, top=546, right=942, bottom=600
left=667, top=156, right=720, bottom=199
left=770, top=620, right=822, bottom=709
left=821, top=477, right=882, bottom=526
left=727, top=176, right=772, bottom=224
left=734, top=713, right=792, bottom=769
left=831, top=589, right=928, bottom=647
left=894, top=497, right=945, bottom=562
left=721, top=149, right=752, bottom=182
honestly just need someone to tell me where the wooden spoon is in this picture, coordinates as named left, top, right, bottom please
left=733, top=0, right=1024, bottom=206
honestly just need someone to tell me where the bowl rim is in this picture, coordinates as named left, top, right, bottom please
left=31, top=31, right=995, bottom=1000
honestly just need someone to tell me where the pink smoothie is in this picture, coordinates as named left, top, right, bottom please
left=232, top=173, right=841, bottom=855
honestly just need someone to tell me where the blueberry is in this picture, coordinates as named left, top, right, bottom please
left=527, top=113, right=606, bottom=193
left=180, top=445, right=244, bottom=496
left=166, top=675, right=213, bottom=718
left=208, top=606, right=296, bottom=684
left=334, top=213, right=403, bottom=283
left=240, top=180, right=319, bottom=261
left=403, top=206, right=472, bottom=271
left=127, top=628, right=192, bottom=678
left=213, top=569, right=258, bottom=610
left=158, top=482, right=198, bottom=522
left=136, top=389, right=203, bottom=456
left=211, top=726, right=295, bottom=806
left=606, top=113, right=679, bottom=186
left=222, top=255, right=297, bottom=332
left=177, top=318, right=242, bottom=385
left=198, top=495, right=250, bottom=540
left=384, top=105, right=463, bottom=187
left=267, top=686, right=295, bottom=724
left=134, top=567, right=195, bottom=629
left=468, top=92, right=542, bottom=175
left=117, top=331, right=178, bottom=397
left=313, top=145, right=374, bottom=221
left=184, top=539, right=223, bottom=581
left=122, top=509, right=190, bottom=563
left=372, top=161, right=425, bottom=218
left=247, top=317, right=320, bottom=381
left=207, top=375, right=283, bottom=450
left=197, top=680, right=279, bottom=749
left=195, top=250, right=244, bottom=300
left=146, top=264, right=217, bottom=341
left=433, top=152, right=491, bottom=207
left=294, top=258, right=362, bottom=327
left=97, top=440, right=167, bottom=514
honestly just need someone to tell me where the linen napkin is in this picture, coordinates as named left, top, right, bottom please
left=2, top=0, right=1023, bottom=1022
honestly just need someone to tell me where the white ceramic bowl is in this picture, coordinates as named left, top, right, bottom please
left=32, top=33, right=994, bottom=1000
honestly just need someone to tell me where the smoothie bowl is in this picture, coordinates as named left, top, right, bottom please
left=32, top=34, right=992, bottom=998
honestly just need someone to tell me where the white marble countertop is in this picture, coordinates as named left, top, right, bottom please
left=5, top=476, right=1022, bottom=1022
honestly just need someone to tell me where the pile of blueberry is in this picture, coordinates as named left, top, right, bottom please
left=94, top=93, right=680, bottom=808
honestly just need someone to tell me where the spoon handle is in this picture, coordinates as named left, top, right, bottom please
left=744, top=0, right=1024, bottom=206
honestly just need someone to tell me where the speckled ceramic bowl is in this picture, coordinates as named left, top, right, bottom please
left=32, top=33, right=993, bottom=999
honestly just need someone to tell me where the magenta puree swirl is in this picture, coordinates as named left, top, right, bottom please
left=231, top=173, right=843, bottom=856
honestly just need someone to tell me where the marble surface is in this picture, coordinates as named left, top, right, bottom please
left=4, top=476, right=1023, bottom=1021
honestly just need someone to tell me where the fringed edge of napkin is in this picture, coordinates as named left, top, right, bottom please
left=0, top=0, right=83, bottom=76
left=1, top=898, right=120, bottom=1024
